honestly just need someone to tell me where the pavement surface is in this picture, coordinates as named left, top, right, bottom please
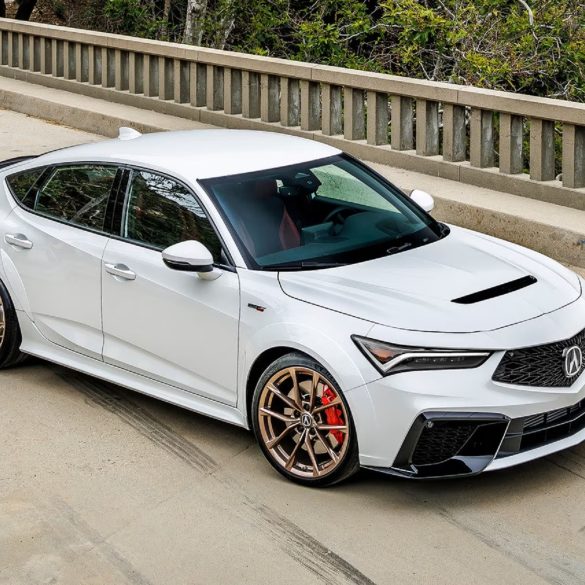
left=1, top=110, right=585, bottom=585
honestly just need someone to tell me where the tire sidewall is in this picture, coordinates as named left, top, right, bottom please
left=0, top=278, right=24, bottom=367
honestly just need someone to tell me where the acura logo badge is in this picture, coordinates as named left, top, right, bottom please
left=300, top=412, right=313, bottom=428
left=563, top=346, right=583, bottom=378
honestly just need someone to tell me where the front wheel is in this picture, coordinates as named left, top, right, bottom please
left=252, top=353, right=359, bottom=487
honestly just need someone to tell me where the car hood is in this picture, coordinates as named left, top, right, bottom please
left=278, top=227, right=582, bottom=333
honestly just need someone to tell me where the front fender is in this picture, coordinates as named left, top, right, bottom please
left=236, top=268, right=377, bottom=424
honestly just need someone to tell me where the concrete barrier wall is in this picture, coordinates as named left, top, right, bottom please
left=1, top=18, right=585, bottom=211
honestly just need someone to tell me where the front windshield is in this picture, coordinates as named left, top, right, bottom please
left=201, top=154, right=447, bottom=270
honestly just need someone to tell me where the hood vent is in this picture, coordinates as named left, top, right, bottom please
left=452, top=275, right=537, bottom=305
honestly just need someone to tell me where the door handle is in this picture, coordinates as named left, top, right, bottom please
left=5, top=233, right=33, bottom=249
left=105, top=262, right=136, bottom=281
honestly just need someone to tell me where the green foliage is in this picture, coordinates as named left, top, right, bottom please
left=31, top=0, right=585, bottom=101
left=103, top=0, right=164, bottom=38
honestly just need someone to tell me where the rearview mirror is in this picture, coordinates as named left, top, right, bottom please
left=409, top=189, right=435, bottom=213
left=162, top=241, right=221, bottom=280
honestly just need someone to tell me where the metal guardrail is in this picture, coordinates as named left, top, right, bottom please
left=1, top=18, right=585, bottom=210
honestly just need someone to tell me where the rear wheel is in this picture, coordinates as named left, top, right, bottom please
left=252, top=353, right=359, bottom=487
left=0, top=279, right=27, bottom=368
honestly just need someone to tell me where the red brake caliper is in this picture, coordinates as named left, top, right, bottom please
left=321, top=386, right=345, bottom=445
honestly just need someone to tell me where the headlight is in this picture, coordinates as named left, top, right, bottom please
left=352, top=336, right=491, bottom=375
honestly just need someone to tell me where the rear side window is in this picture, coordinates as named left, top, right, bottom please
left=35, top=165, right=117, bottom=231
left=6, top=168, right=44, bottom=204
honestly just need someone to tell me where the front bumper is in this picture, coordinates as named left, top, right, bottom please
left=345, top=352, right=585, bottom=478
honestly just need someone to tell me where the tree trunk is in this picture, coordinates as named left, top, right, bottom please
left=214, top=0, right=235, bottom=50
left=164, top=0, right=171, bottom=20
left=0, top=1, right=6, bottom=19
left=184, top=0, right=208, bottom=45
left=15, top=0, right=38, bottom=21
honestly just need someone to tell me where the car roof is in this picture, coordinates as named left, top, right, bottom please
left=33, top=129, right=342, bottom=180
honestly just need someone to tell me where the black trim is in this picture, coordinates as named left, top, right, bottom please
left=163, top=258, right=213, bottom=272
left=498, top=398, right=585, bottom=457
left=105, top=167, right=128, bottom=236
left=389, top=412, right=509, bottom=478
left=452, top=275, right=537, bottom=305
left=0, top=155, right=38, bottom=170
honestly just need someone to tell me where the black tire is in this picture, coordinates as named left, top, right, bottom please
left=252, top=352, right=360, bottom=487
left=0, top=279, right=27, bottom=368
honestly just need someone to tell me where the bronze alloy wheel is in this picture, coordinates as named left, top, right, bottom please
left=256, top=361, right=355, bottom=482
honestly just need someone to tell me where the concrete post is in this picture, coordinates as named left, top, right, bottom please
left=114, top=49, right=123, bottom=90
left=206, top=65, right=224, bottom=111
left=442, top=104, right=466, bottom=162
left=280, top=77, right=300, bottom=127
left=499, top=113, right=524, bottom=174
left=530, top=118, right=555, bottom=181
left=75, top=43, right=83, bottom=82
left=242, top=71, right=260, bottom=119
left=322, top=84, right=342, bottom=136
left=99, top=47, right=108, bottom=87
left=562, top=124, right=585, bottom=188
left=224, top=68, right=242, bottom=115
left=159, top=57, right=173, bottom=100
left=300, top=80, right=320, bottom=131
left=391, top=96, right=414, bottom=151
left=344, top=88, right=365, bottom=141
left=367, top=91, right=388, bottom=146
left=260, top=74, right=280, bottom=123
left=470, top=109, right=495, bottom=168
left=128, top=52, right=137, bottom=93
left=65, top=41, right=76, bottom=80
left=416, top=99, right=439, bottom=156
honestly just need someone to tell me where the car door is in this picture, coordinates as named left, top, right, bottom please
left=101, top=168, right=240, bottom=406
left=2, top=164, right=119, bottom=359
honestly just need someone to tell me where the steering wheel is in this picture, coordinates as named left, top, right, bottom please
left=324, top=206, right=348, bottom=235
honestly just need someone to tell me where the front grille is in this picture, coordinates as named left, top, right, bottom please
left=412, top=421, right=477, bottom=466
left=498, top=399, right=585, bottom=456
left=492, top=327, right=585, bottom=387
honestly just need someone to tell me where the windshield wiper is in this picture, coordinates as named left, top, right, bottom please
left=266, top=261, right=347, bottom=271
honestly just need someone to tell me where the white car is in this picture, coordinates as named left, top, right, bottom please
left=0, top=129, right=584, bottom=486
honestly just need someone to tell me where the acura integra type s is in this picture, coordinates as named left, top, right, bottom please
left=0, top=129, right=584, bottom=486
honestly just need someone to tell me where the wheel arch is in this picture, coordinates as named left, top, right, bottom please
left=245, top=346, right=311, bottom=427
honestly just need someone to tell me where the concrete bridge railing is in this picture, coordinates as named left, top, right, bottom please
left=1, top=18, right=585, bottom=211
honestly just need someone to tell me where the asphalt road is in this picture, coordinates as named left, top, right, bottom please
left=1, top=110, right=585, bottom=585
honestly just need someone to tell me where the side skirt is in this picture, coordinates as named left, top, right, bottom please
left=17, top=310, right=248, bottom=429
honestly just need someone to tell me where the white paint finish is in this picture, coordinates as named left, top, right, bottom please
left=279, top=226, right=581, bottom=333
left=17, top=310, right=246, bottom=426
left=1, top=126, right=585, bottom=481
left=1, top=208, right=107, bottom=359
left=27, top=129, right=342, bottom=181
left=101, top=238, right=240, bottom=405
left=409, top=188, right=434, bottom=212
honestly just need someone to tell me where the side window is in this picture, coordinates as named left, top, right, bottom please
left=122, top=170, right=222, bottom=261
left=34, top=165, right=117, bottom=231
left=6, top=167, right=45, bottom=206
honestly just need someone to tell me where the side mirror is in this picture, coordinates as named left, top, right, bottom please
left=162, top=240, right=221, bottom=280
left=409, top=189, right=435, bottom=213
